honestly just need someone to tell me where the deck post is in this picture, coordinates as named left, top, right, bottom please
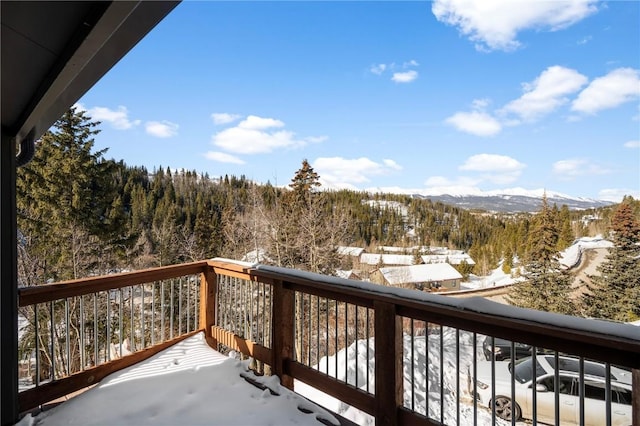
left=272, top=279, right=294, bottom=390
left=199, top=265, right=217, bottom=342
left=1, top=131, right=19, bottom=425
left=374, top=300, right=403, bottom=426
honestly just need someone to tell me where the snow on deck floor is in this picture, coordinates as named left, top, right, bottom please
left=17, top=333, right=338, bottom=426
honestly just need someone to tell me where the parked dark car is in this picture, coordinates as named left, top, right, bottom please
left=482, top=336, right=532, bottom=361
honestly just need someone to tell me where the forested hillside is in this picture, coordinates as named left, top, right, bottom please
left=17, top=108, right=639, bottom=319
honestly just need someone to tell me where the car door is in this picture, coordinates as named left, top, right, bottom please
left=583, top=382, right=633, bottom=426
left=527, top=375, right=578, bottom=425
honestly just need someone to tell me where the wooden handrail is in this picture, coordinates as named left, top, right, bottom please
left=18, top=261, right=209, bottom=306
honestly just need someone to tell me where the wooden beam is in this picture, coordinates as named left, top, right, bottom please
left=374, top=300, right=402, bottom=426
left=199, top=266, right=217, bottom=340
left=272, top=279, right=294, bottom=390
left=210, top=326, right=271, bottom=365
left=288, top=361, right=375, bottom=415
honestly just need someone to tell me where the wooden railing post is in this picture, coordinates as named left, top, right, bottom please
left=272, top=279, right=294, bottom=390
left=374, top=300, right=403, bottom=426
left=199, top=265, right=217, bottom=343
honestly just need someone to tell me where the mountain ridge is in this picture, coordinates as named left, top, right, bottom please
left=412, top=191, right=614, bottom=213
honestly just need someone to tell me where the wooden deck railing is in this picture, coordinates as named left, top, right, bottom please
left=17, top=258, right=640, bottom=425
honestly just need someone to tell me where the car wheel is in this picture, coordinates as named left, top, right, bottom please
left=491, top=396, right=521, bottom=421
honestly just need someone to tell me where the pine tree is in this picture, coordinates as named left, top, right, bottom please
left=17, top=106, right=119, bottom=281
left=508, top=193, right=575, bottom=314
left=581, top=198, right=640, bottom=321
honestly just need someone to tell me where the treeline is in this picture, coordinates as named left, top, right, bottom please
left=16, top=108, right=639, bottom=321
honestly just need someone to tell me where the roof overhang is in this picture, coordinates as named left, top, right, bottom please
left=1, top=0, right=180, bottom=144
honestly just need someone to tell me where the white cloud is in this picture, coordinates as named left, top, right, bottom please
left=598, top=188, right=640, bottom=203
left=145, top=121, right=179, bottom=138
left=77, top=104, right=140, bottom=130
left=403, top=59, right=419, bottom=68
left=313, top=157, right=402, bottom=188
left=212, top=115, right=323, bottom=155
left=623, top=140, right=640, bottom=149
left=204, top=151, right=245, bottom=165
left=392, top=70, right=418, bottom=83
left=445, top=111, right=502, bottom=136
left=383, top=159, right=403, bottom=170
left=370, top=64, right=387, bottom=75
left=501, top=66, right=588, bottom=121
left=459, top=153, right=526, bottom=184
left=238, top=115, right=284, bottom=130
left=211, top=113, right=241, bottom=125
left=432, top=0, right=599, bottom=52
left=571, top=68, right=640, bottom=114
left=552, top=158, right=610, bottom=178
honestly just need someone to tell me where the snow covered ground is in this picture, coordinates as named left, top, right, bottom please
left=459, top=236, right=612, bottom=291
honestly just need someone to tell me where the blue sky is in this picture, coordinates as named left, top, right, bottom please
left=77, top=0, right=640, bottom=202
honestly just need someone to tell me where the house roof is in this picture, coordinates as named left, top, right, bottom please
left=421, top=254, right=476, bottom=266
left=336, top=246, right=365, bottom=257
left=377, top=264, right=463, bottom=286
left=360, top=253, right=417, bottom=266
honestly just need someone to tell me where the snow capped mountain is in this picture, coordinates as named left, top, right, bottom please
left=411, top=188, right=613, bottom=213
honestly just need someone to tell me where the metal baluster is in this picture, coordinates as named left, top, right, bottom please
left=179, top=278, right=183, bottom=336
left=554, top=351, right=560, bottom=425
left=119, top=288, right=123, bottom=357
left=170, top=279, right=174, bottom=339
left=440, top=325, right=444, bottom=424
left=411, top=318, right=415, bottom=411
left=35, top=304, right=40, bottom=386
left=141, top=284, right=145, bottom=349
left=93, top=293, right=98, bottom=366
left=579, top=357, right=585, bottom=426
left=354, top=305, right=358, bottom=386
left=80, top=295, right=85, bottom=371
left=605, top=363, right=612, bottom=426
left=456, top=328, right=460, bottom=425
left=186, top=278, right=190, bottom=333
left=161, top=281, right=165, bottom=342
left=344, top=302, right=348, bottom=384
left=65, top=298, right=70, bottom=376
left=325, top=297, right=329, bottom=375
left=366, top=308, right=369, bottom=393
left=472, top=332, right=477, bottom=426
left=151, top=283, right=156, bottom=345
left=50, top=301, right=55, bottom=380
left=130, top=286, right=135, bottom=352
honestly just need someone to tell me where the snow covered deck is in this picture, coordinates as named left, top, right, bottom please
left=17, top=333, right=340, bottom=426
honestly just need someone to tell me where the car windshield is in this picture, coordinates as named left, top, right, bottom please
left=511, top=358, right=546, bottom=384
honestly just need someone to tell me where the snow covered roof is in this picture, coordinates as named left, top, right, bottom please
left=421, top=254, right=476, bottom=265
left=359, top=253, right=416, bottom=266
left=378, top=263, right=463, bottom=286
left=336, top=246, right=365, bottom=257
left=242, top=249, right=273, bottom=264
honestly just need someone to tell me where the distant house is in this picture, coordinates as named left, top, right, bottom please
left=336, top=246, right=365, bottom=258
left=335, top=270, right=361, bottom=280
left=242, top=249, right=273, bottom=264
left=421, top=253, right=476, bottom=266
left=370, top=263, right=463, bottom=291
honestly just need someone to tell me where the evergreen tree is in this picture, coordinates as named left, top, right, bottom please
left=17, top=106, right=120, bottom=281
left=508, top=193, right=575, bottom=314
left=581, top=198, right=640, bottom=321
